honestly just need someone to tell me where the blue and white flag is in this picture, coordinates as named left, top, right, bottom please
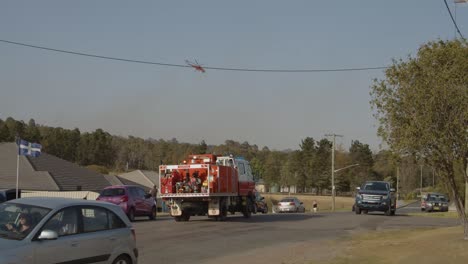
left=18, top=140, right=42, bottom=157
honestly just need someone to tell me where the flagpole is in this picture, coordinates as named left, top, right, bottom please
left=16, top=143, right=20, bottom=199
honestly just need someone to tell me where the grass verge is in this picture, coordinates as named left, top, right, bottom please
left=325, top=226, right=468, bottom=264
left=407, top=211, right=459, bottom=218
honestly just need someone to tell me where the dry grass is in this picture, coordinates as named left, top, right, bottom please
left=407, top=211, right=459, bottom=218
left=326, top=226, right=468, bottom=264
left=261, top=193, right=355, bottom=212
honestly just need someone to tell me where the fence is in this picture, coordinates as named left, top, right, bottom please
left=22, top=191, right=100, bottom=200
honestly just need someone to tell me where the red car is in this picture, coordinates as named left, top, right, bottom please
left=97, top=185, right=157, bottom=221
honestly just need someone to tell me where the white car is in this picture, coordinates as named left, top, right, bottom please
left=276, top=197, right=306, bottom=213
left=0, top=197, right=138, bottom=264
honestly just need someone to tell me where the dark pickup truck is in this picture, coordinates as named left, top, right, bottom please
left=355, top=181, right=396, bottom=216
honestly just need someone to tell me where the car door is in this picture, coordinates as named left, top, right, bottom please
left=140, top=187, right=154, bottom=212
left=34, top=206, right=110, bottom=264
left=131, top=187, right=144, bottom=215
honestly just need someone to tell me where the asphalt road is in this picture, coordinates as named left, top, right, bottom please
left=133, top=204, right=458, bottom=264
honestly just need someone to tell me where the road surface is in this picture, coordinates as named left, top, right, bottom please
left=133, top=207, right=458, bottom=264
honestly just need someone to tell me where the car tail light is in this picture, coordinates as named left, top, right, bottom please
left=131, top=228, right=136, bottom=242
left=120, top=195, right=129, bottom=203
left=290, top=202, right=295, bottom=205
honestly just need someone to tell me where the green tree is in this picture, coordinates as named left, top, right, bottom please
left=0, top=120, right=10, bottom=142
left=348, top=140, right=375, bottom=188
left=299, top=137, right=316, bottom=191
left=23, top=119, right=41, bottom=143
left=370, top=39, right=468, bottom=239
left=4, top=117, right=24, bottom=140
left=313, top=139, right=332, bottom=194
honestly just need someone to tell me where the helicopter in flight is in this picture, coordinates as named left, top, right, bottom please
left=185, top=59, right=206, bottom=73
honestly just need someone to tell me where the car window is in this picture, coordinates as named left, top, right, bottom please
left=82, top=206, right=126, bottom=232
left=362, top=182, right=388, bottom=191
left=280, top=198, right=294, bottom=202
left=42, top=207, right=79, bottom=237
left=101, top=188, right=125, bottom=196
left=0, top=203, right=51, bottom=240
left=137, top=188, right=146, bottom=198
left=238, top=163, right=246, bottom=175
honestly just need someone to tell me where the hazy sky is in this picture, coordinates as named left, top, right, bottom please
left=1, top=1, right=467, bottom=151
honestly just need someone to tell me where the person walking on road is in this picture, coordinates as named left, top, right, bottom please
left=312, top=200, right=318, bottom=212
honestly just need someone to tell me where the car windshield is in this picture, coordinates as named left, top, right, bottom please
left=428, top=197, right=446, bottom=202
left=280, top=198, right=295, bottom=202
left=362, top=182, right=388, bottom=191
left=0, top=202, right=51, bottom=240
left=101, top=188, right=126, bottom=196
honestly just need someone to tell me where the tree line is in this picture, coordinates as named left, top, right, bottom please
left=0, top=116, right=451, bottom=196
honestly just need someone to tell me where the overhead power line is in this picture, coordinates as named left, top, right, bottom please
left=0, top=39, right=389, bottom=73
left=443, top=0, right=466, bottom=40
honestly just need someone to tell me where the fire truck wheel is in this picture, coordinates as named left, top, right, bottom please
left=242, top=199, right=252, bottom=218
left=219, top=206, right=228, bottom=221
left=182, top=211, right=191, bottom=221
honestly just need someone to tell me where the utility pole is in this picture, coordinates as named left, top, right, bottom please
left=325, top=133, right=343, bottom=212
left=420, top=164, right=423, bottom=197
left=397, top=166, right=400, bottom=201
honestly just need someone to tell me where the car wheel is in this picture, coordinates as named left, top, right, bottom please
left=363, top=210, right=368, bottom=214
left=355, top=206, right=361, bottom=214
left=149, top=206, right=157, bottom=220
left=112, top=254, right=132, bottom=264
left=128, top=208, right=135, bottom=222
left=263, top=205, right=268, bottom=214
left=385, top=206, right=392, bottom=216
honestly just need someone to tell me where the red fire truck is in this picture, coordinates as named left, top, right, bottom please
left=159, top=154, right=256, bottom=221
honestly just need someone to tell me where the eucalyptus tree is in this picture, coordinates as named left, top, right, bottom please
left=371, top=39, right=468, bottom=239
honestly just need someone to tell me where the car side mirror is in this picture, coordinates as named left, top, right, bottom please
left=261, top=197, right=265, bottom=200
left=390, top=188, right=396, bottom=192
left=38, top=230, right=58, bottom=240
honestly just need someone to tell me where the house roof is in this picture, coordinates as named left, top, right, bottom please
left=0, top=142, right=111, bottom=192
left=0, top=143, right=59, bottom=191
left=103, top=174, right=123, bottom=186
left=117, top=170, right=159, bottom=190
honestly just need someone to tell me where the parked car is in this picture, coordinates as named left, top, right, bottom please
left=97, top=185, right=156, bottom=221
left=0, top=197, right=138, bottom=264
left=253, top=191, right=268, bottom=214
left=0, top=189, right=20, bottom=204
left=421, top=193, right=449, bottom=212
left=276, top=197, right=305, bottom=213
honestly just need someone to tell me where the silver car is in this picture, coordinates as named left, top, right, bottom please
left=276, top=197, right=306, bottom=213
left=0, top=197, right=138, bottom=264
